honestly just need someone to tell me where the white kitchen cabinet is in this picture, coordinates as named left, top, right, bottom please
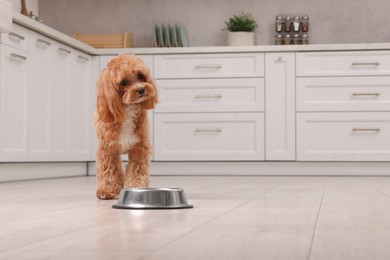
left=29, top=31, right=92, bottom=162
left=154, top=113, right=265, bottom=161
left=153, top=53, right=265, bottom=162
left=297, top=112, right=390, bottom=161
left=296, top=50, right=390, bottom=162
left=265, top=53, right=295, bottom=160
left=0, top=44, right=30, bottom=161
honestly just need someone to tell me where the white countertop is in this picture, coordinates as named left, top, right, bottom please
left=13, top=11, right=390, bottom=56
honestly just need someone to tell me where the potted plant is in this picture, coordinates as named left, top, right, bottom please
left=224, top=12, right=258, bottom=46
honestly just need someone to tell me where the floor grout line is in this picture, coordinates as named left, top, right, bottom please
left=138, top=178, right=294, bottom=260
left=361, top=178, right=390, bottom=201
left=306, top=177, right=327, bottom=260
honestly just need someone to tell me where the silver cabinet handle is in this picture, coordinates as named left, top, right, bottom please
left=195, top=94, right=223, bottom=99
left=37, top=38, right=51, bottom=47
left=352, top=93, right=380, bottom=97
left=195, top=128, right=222, bottom=133
left=8, top=32, right=25, bottom=41
left=352, top=62, right=380, bottom=66
left=352, top=128, right=380, bottom=132
left=10, top=53, right=27, bottom=62
left=195, top=64, right=222, bottom=69
left=78, top=55, right=89, bottom=62
left=58, top=47, right=71, bottom=54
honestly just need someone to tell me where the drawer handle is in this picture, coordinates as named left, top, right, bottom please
left=195, top=94, right=223, bottom=99
left=37, top=39, right=51, bottom=47
left=352, top=93, right=380, bottom=97
left=10, top=53, right=27, bottom=62
left=8, top=32, right=25, bottom=41
left=195, top=64, right=222, bottom=69
left=78, top=55, right=89, bottom=62
left=58, top=47, right=71, bottom=54
left=352, top=62, right=380, bottom=67
left=195, top=128, right=222, bottom=133
left=352, top=128, right=380, bottom=132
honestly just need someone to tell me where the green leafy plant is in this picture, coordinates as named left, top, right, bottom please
left=224, top=12, right=258, bottom=32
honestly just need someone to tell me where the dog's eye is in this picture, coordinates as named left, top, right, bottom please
left=120, top=79, right=128, bottom=86
left=137, top=73, right=145, bottom=81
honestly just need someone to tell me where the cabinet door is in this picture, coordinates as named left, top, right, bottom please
left=154, top=113, right=265, bottom=161
left=297, top=112, right=390, bottom=161
left=265, top=53, right=296, bottom=160
left=29, top=32, right=52, bottom=160
left=155, top=78, right=264, bottom=113
left=69, top=50, right=92, bottom=160
left=0, top=45, right=30, bottom=161
left=49, top=42, right=72, bottom=160
left=154, top=53, right=264, bottom=79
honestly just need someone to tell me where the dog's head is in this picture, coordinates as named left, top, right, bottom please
left=96, top=54, right=158, bottom=123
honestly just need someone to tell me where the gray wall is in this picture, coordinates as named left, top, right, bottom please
left=39, top=0, right=390, bottom=48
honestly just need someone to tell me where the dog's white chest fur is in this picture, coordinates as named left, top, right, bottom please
left=118, top=106, right=139, bottom=153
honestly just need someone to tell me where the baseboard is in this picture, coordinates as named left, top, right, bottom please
left=87, top=161, right=390, bottom=176
left=0, top=162, right=88, bottom=182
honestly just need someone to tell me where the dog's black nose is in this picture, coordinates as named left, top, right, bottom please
left=137, top=88, right=145, bottom=95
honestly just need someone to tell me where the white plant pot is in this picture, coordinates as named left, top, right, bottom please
left=227, top=31, right=255, bottom=46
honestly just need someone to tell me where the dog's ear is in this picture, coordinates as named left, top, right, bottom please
left=96, top=68, right=124, bottom=123
left=141, top=71, right=159, bottom=110
left=141, top=93, right=159, bottom=110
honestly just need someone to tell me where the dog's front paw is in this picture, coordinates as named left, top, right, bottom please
left=96, top=186, right=122, bottom=200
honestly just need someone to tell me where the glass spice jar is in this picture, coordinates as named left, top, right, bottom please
left=301, top=15, right=309, bottom=32
left=284, top=16, right=292, bottom=32
left=302, top=33, right=309, bottom=44
left=284, top=34, right=291, bottom=45
left=275, top=34, right=283, bottom=45
left=275, top=16, right=283, bottom=32
left=293, top=33, right=300, bottom=45
left=293, top=16, right=300, bottom=32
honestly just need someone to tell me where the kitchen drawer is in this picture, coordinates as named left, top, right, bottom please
left=297, top=112, right=390, bottom=161
left=155, top=78, right=264, bottom=113
left=297, top=76, right=390, bottom=112
left=154, top=53, right=264, bottom=79
left=297, top=51, right=390, bottom=77
left=154, top=113, right=264, bottom=161
left=0, top=24, right=30, bottom=52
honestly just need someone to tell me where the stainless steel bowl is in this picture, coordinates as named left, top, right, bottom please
left=112, top=188, right=193, bottom=209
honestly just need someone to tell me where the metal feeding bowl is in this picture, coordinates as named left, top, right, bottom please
left=112, top=188, right=193, bottom=210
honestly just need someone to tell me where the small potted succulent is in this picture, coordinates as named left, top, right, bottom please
left=224, top=12, right=258, bottom=46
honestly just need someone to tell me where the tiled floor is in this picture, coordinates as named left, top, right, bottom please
left=1, top=175, right=390, bottom=260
